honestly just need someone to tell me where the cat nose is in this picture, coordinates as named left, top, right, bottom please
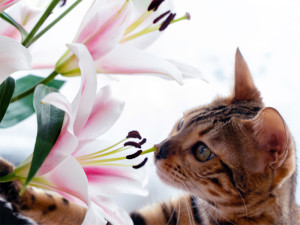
left=155, top=141, right=170, bottom=160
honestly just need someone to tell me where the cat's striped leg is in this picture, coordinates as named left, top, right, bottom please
left=130, top=194, right=211, bottom=225
left=0, top=157, right=87, bottom=225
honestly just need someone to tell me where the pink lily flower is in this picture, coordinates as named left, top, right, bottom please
left=0, top=1, right=44, bottom=41
left=55, top=0, right=189, bottom=84
left=14, top=43, right=148, bottom=224
left=0, top=0, right=19, bottom=12
left=0, top=35, right=31, bottom=84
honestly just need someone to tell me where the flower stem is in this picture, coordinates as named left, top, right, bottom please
left=26, top=0, right=83, bottom=47
left=0, top=12, right=28, bottom=41
left=22, top=0, right=61, bottom=47
left=11, top=70, right=59, bottom=103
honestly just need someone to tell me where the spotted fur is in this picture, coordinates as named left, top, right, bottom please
left=131, top=49, right=300, bottom=225
left=0, top=158, right=86, bottom=225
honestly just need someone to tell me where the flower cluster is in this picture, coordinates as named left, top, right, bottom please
left=0, top=0, right=195, bottom=224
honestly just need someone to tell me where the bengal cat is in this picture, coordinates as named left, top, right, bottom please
left=0, top=49, right=299, bottom=225
left=130, top=49, right=300, bottom=225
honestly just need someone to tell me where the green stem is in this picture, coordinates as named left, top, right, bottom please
left=22, top=0, right=61, bottom=47
left=11, top=70, right=59, bottom=103
left=0, top=12, right=28, bottom=41
left=26, top=0, right=83, bottom=47
left=0, top=172, right=16, bottom=182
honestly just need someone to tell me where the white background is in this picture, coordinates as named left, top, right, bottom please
left=0, top=0, right=300, bottom=213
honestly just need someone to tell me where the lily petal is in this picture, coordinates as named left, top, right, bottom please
left=66, top=43, right=97, bottom=136
left=75, top=0, right=133, bottom=60
left=82, top=163, right=148, bottom=196
left=167, top=59, right=206, bottom=81
left=0, top=0, right=19, bottom=12
left=0, top=36, right=31, bottom=84
left=78, top=85, right=124, bottom=141
left=82, top=200, right=107, bottom=225
left=95, top=45, right=183, bottom=84
left=91, top=195, right=133, bottom=225
left=37, top=157, right=89, bottom=204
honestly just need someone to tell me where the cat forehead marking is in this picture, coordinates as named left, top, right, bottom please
left=186, top=103, right=261, bottom=127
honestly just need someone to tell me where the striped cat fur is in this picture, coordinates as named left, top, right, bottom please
left=0, top=49, right=299, bottom=225
left=130, top=49, right=300, bottom=225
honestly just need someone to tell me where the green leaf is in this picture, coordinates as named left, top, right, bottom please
left=0, top=75, right=64, bottom=128
left=0, top=77, right=15, bottom=123
left=22, top=84, right=65, bottom=191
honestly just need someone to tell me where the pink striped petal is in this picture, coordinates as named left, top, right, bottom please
left=83, top=166, right=148, bottom=196
left=95, top=45, right=183, bottom=84
left=75, top=0, right=132, bottom=60
left=66, top=43, right=97, bottom=136
left=78, top=86, right=124, bottom=141
left=41, top=157, right=89, bottom=204
left=0, top=36, right=31, bottom=83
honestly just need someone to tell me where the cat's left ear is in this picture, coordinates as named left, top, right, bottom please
left=233, top=48, right=262, bottom=103
left=242, top=107, right=288, bottom=173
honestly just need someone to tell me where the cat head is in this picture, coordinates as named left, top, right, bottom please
left=154, top=49, right=296, bottom=205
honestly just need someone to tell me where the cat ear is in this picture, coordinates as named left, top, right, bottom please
left=243, top=107, right=288, bottom=173
left=233, top=48, right=262, bottom=103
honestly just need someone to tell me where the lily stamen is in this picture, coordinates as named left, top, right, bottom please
left=139, top=138, right=147, bottom=146
left=148, top=0, right=165, bottom=11
left=124, top=141, right=141, bottom=148
left=76, top=131, right=154, bottom=169
left=126, top=150, right=143, bottom=159
left=126, top=130, right=142, bottom=139
left=159, top=12, right=176, bottom=31
left=133, top=158, right=148, bottom=169
left=153, top=10, right=171, bottom=24
left=120, top=12, right=190, bottom=43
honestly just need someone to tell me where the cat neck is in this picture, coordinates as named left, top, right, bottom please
left=203, top=171, right=299, bottom=225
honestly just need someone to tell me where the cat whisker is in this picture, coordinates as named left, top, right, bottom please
left=234, top=187, right=248, bottom=218
left=182, top=182, right=196, bottom=225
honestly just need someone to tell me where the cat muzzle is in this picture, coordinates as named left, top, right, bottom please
left=155, top=141, right=170, bottom=160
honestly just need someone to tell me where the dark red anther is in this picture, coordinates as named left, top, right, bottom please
left=139, top=138, right=147, bottom=146
left=133, top=158, right=148, bottom=169
left=126, top=150, right=143, bottom=159
left=126, top=131, right=142, bottom=140
left=159, top=13, right=176, bottom=31
left=124, top=141, right=142, bottom=148
left=153, top=10, right=171, bottom=24
left=60, top=0, right=67, bottom=6
left=148, top=0, right=164, bottom=11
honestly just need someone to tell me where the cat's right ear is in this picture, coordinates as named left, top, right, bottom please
left=233, top=48, right=262, bottom=103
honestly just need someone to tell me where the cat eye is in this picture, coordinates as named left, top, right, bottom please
left=177, top=118, right=184, bottom=131
left=193, top=143, right=215, bottom=162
